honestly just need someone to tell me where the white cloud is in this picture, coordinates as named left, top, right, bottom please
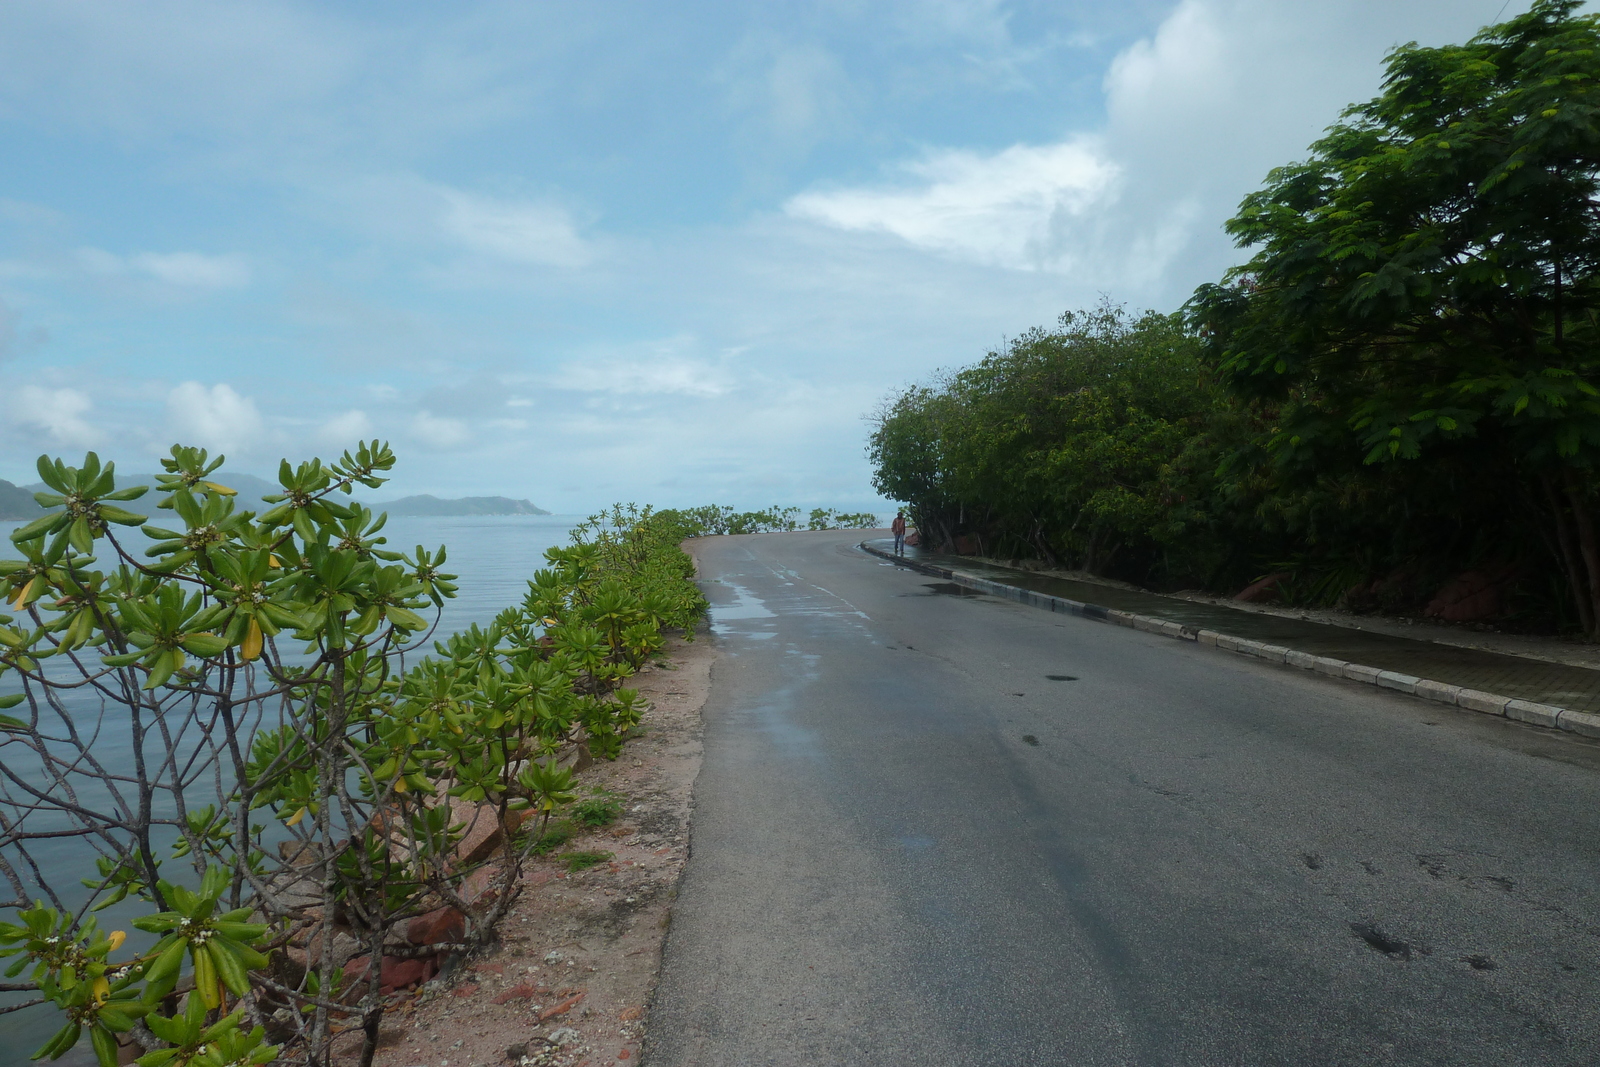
left=165, top=382, right=264, bottom=454
left=438, top=189, right=591, bottom=268
left=1103, top=1, right=1232, bottom=126
left=717, top=36, right=852, bottom=159
left=785, top=138, right=1119, bottom=271
left=76, top=248, right=122, bottom=275
left=783, top=0, right=1517, bottom=292
left=410, top=411, right=471, bottom=449
left=318, top=409, right=374, bottom=446
left=557, top=352, right=733, bottom=399
left=9, top=385, right=96, bottom=447
left=131, top=252, right=250, bottom=289
left=75, top=248, right=250, bottom=289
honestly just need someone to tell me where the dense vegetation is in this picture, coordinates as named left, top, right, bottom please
left=657, top=505, right=878, bottom=535
left=871, top=0, right=1600, bottom=635
left=0, top=447, right=705, bottom=1067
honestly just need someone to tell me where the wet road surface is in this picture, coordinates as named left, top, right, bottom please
left=646, top=531, right=1600, bottom=1066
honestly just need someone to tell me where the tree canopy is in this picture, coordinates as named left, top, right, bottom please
left=871, top=1, right=1600, bottom=634
left=1189, top=0, right=1600, bottom=631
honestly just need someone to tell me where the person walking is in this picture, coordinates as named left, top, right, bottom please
left=891, top=511, right=907, bottom=556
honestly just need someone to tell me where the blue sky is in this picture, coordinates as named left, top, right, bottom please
left=0, top=0, right=1529, bottom=512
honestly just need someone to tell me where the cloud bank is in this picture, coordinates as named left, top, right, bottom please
left=0, top=0, right=1529, bottom=510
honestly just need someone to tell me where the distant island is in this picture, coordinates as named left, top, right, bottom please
left=369, top=495, right=550, bottom=516
left=0, top=480, right=34, bottom=520
left=0, top=475, right=549, bottom=520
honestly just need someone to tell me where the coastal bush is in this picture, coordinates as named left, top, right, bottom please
left=652, top=505, right=879, bottom=536
left=657, top=505, right=801, bottom=536
left=806, top=509, right=879, bottom=530
left=0, top=448, right=704, bottom=1066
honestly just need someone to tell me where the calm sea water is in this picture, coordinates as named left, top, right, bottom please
left=0, top=512, right=583, bottom=649
left=0, top=513, right=582, bottom=1056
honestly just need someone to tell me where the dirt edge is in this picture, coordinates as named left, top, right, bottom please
left=364, top=628, right=715, bottom=1067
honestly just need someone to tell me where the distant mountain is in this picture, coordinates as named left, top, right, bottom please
left=0, top=480, right=36, bottom=520
left=369, top=495, right=550, bottom=517
left=2, top=474, right=548, bottom=520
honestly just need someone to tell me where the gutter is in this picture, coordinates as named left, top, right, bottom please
left=861, top=540, right=1600, bottom=741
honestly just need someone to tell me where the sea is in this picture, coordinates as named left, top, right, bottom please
left=0, top=513, right=583, bottom=1057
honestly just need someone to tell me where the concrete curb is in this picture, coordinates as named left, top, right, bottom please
left=861, top=541, right=1600, bottom=742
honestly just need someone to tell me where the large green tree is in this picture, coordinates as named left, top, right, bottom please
left=869, top=304, right=1219, bottom=576
left=1190, top=0, right=1600, bottom=632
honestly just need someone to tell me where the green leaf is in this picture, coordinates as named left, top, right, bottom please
left=96, top=506, right=147, bottom=527
left=9, top=514, right=57, bottom=544
left=142, top=650, right=177, bottom=690
left=35, top=456, right=70, bottom=494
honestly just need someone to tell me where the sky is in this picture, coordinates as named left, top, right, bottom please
left=0, top=0, right=1535, bottom=512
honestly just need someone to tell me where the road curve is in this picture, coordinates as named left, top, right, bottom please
left=645, top=531, right=1600, bottom=1067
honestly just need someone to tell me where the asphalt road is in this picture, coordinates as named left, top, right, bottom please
left=646, top=531, right=1600, bottom=1067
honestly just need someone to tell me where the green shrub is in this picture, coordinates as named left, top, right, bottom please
left=573, top=792, right=624, bottom=827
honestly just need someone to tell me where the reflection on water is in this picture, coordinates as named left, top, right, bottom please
left=0, top=512, right=581, bottom=1053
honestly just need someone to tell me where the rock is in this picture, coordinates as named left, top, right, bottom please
left=618, top=1006, right=642, bottom=1022
left=407, top=906, right=466, bottom=946
left=556, top=744, right=594, bottom=775
left=344, top=953, right=438, bottom=995
left=452, top=982, right=479, bottom=997
left=452, top=800, right=528, bottom=866
left=953, top=534, right=979, bottom=555
left=537, top=991, right=585, bottom=1021
left=1233, top=572, right=1290, bottom=603
left=545, top=1028, right=581, bottom=1048
left=904, top=530, right=921, bottom=547
left=284, top=925, right=362, bottom=974
left=504, top=1044, right=529, bottom=1062
left=1425, top=565, right=1519, bottom=621
left=542, top=950, right=566, bottom=964
left=491, top=983, right=540, bottom=1004
left=277, top=839, right=321, bottom=866
left=458, top=864, right=502, bottom=906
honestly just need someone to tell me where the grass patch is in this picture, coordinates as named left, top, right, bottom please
left=573, top=790, right=624, bottom=827
left=561, top=850, right=613, bottom=872
left=525, top=818, right=579, bottom=856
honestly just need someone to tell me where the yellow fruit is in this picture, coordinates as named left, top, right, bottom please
left=241, top=617, right=263, bottom=662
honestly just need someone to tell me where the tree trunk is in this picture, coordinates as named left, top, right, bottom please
left=1542, top=474, right=1594, bottom=634
left=1031, top=520, right=1058, bottom=566
left=1563, top=471, right=1600, bottom=639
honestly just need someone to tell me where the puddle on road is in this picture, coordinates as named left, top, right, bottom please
left=922, top=582, right=985, bottom=597
left=709, top=580, right=776, bottom=635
